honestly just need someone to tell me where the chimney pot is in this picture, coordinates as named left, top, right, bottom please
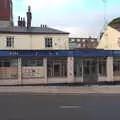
left=18, top=16, right=20, bottom=27
left=23, top=17, right=26, bottom=27
left=45, top=24, right=47, bottom=28
left=18, top=16, right=20, bottom=20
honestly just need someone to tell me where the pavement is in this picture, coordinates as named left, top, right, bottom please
left=0, top=94, right=120, bottom=120
left=0, top=85, right=120, bottom=94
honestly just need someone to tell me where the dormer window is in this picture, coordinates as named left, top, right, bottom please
left=6, top=36, right=14, bottom=48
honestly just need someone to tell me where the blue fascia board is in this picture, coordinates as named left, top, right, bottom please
left=0, top=50, right=119, bottom=57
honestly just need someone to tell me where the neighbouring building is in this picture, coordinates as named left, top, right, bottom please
left=97, top=17, right=120, bottom=81
left=97, top=18, right=120, bottom=50
left=69, top=37, right=98, bottom=49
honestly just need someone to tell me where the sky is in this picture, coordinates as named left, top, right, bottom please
left=13, top=0, right=120, bottom=37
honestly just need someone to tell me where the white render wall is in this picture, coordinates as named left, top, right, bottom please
left=107, top=57, right=113, bottom=82
left=0, top=34, right=69, bottom=50
left=97, top=26, right=120, bottom=50
left=67, top=57, right=74, bottom=82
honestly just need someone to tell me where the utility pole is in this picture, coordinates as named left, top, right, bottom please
left=98, top=0, right=108, bottom=40
left=102, top=0, right=107, bottom=30
left=102, top=0, right=108, bottom=48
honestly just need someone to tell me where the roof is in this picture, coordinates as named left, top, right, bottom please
left=69, top=37, right=97, bottom=40
left=108, top=17, right=120, bottom=32
left=0, top=26, right=69, bottom=35
left=109, top=17, right=120, bottom=25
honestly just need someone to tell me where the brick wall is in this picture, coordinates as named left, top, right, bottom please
left=0, top=0, right=12, bottom=21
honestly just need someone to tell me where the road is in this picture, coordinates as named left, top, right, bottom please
left=0, top=94, right=120, bottom=120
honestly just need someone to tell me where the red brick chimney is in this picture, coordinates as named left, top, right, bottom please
left=0, top=0, right=13, bottom=27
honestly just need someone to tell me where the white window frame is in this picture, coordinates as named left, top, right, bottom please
left=77, top=39, right=81, bottom=42
left=71, top=39, right=75, bottom=42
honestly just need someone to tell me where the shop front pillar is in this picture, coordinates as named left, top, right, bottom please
left=18, top=58, right=22, bottom=84
left=43, top=57, right=47, bottom=83
left=67, top=57, right=74, bottom=82
left=107, top=57, right=113, bottom=82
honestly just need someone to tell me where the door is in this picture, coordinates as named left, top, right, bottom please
left=53, top=64, right=61, bottom=77
left=83, top=59, right=98, bottom=83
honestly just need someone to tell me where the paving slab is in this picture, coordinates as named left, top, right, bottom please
left=0, top=86, right=120, bottom=94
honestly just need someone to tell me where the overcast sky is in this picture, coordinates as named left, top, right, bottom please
left=13, top=0, right=120, bottom=37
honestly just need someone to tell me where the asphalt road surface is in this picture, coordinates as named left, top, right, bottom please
left=0, top=93, right=120, bottom=120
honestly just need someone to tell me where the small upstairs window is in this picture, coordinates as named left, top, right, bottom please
left=45, top=38, right=52, bottom=48
left=6, top=36, right=14, bottom=48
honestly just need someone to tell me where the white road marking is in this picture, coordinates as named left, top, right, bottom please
left=60, top=105, right=82, bottom=109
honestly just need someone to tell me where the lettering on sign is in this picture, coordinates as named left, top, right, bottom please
left=9, top=51, right=19, bottom=56
left=36, top=52, right=38, bottom=56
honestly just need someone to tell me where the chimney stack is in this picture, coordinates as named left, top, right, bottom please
left=26, top=6, right=32, bottom=29
left=18, top=16, right=26, bottom=27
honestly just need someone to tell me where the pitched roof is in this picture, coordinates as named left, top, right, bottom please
left=108, top=17, right=120, bottom=32
left=109, top=17, right=120, bottom=25
left=0, top=26, right=69, bottom=34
